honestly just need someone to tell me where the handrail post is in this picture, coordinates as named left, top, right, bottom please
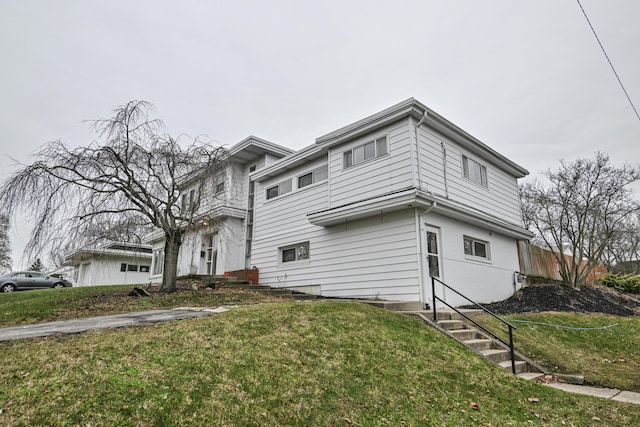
left=508, top=325, right=516, bottom=375
left=431, top=277, right=437, bottom=322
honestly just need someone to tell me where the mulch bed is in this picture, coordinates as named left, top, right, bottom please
left=478, top=284, right=640, bottom=317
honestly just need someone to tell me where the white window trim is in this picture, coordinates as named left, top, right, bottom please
left=463, top=235, right=491, bottom=262
left=343, top=134, right=389, bottom=169
left=461, top=154, right=488, bottom=188
left=278, top=241, right=310, bottom=267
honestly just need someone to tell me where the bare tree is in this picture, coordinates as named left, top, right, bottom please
left=0, top=101, right=228, bottom=292
left=601, top=212, right=640, bottom=271
left=0, top=215, right=11, bottom=274
left=520, top=153, right=640, bottom=287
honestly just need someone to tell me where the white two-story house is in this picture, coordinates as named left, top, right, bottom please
left=146, top=136, right=292, bottom=281
left=249, top=98, right=532, bottom=307
left=149, top=98, right=532, bottom=307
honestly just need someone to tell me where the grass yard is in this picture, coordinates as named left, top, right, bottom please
left=0, top=284, right=278, bottom=327
left=478, top=312, right=640, bottom=392
left=1, top=301, right=639, bottom=426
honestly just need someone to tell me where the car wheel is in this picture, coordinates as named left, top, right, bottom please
left=53, top=283, right=65, bottom=289
left=2, top=284, right=16, bottom=292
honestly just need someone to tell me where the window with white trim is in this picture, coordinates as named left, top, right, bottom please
left=462, top=155, right=488, bottom=186
left=343, top=135, right=388, bottom=168
left=463, top=236, right=490, bottom=260
left=298, top=164, right=328, bottom=189
left=280, top=242, right=309, bottom=263
left=266, top=178, right=292, bottom=200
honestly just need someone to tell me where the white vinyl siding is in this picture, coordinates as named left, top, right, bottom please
left=416, top=126, right=522, bottom=225
left=329, top=121, right=413, bottom=208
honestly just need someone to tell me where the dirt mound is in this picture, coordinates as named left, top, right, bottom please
left=480, top=284, right=640, bottom=317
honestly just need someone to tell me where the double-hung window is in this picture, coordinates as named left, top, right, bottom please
left=266, top=179, right=292, bottom=200
left=152, top=249, right=165, bottom=275
left=343, top=135, right=388, bottom=168
left=280, top=242, right=310, bottom=263
left=463, top=236, right=490, bottom=260
left=462, top=155, right=488, bottom=187
left=298, top=164, right=328, bottom=189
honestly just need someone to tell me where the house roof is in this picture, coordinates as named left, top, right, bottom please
left=315, top=98, right=529, bottom=178
left=228, top=135, right=293, bottom=163
left=65, top=242, right=153, bottom=264
left=252, top=98, right=529, bottom=182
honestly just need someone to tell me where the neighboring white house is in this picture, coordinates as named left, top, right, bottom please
left=150, top=98, right=533, bottom=307
left=65, top=243, right=153, bottom=287
left=146, top=136, right=293, bottom=282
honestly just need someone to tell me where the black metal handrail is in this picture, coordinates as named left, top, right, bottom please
left=431, top=277, right=517, bottom=374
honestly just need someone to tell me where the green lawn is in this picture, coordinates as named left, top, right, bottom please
left=0, top=284, right=278, bottom=327
left=477, top=312, right=640, bottom=392
left=1, top=301, right=638, bottom=426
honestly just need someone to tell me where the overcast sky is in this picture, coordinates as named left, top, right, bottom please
left=1, top=0, right=639, bottom=269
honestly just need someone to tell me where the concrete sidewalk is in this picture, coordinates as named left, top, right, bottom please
left=0, top=306, right=233, bottom=342
left=544, top=382, right=640, bottom=405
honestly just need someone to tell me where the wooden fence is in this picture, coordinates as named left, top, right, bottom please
left=518, top=242, right=607, bottom=286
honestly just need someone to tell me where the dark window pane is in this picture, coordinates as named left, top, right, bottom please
left=127, top=264, right=138, bottom=272
left=474, top=242, right=487, bottom=258
left=427, top=232, right=438, bottom=254
left=428, top=255, right=439, bottom=278
left=120, top=263, right=127, bottom=272
left=266, top=186, right=279, bottom=200
left=140, top=266, right=150, bottom=273
left=298, top=173, right=313, bottom=188
left=282, top=248, right=296, bottom=262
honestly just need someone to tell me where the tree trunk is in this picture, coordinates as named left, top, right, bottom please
left=160, top=232, right=182, bottom=292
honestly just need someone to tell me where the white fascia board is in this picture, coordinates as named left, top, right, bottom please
left=229, top=135, right=294, bottom=159
left=307, top=188, right=533, bottom=240
left=307, top=188, right=431, bottom=226
left=251, top=144, right=325, bottom=183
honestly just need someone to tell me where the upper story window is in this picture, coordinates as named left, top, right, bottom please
left=343, top=135, right=388, bottom=168
left=298, top=164, right=328, bottom=189
left=464, top=236, right=490, bottom=260
left=266, top=178, right=292, bottom=200
left=215, top=182, right=225, bottom=194
left=462, top=155, right=488, bottom=187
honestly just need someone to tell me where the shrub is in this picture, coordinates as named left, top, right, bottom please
left=600, top=273, right=640, bottom=294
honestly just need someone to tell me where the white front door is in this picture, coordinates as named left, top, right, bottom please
left=204, top=233, right=218, bottom=275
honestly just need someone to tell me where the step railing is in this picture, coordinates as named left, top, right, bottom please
left=431, top=277, right=517, bottom=374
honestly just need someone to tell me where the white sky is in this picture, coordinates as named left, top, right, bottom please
left=1, top=0, right=639, bottom=269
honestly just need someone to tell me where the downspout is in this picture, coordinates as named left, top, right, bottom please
left=414, top=111, right=428, bottom=191
left=441, top=142, right=449, bottom=198
left=416, top=201, right=437, bottom=307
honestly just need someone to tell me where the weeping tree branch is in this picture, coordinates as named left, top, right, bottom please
left=0, top=100, right=229, bottom=292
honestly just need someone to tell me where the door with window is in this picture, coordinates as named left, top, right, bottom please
left=425, top=225, right=444, bottom=307
left=426, top=226, right=442, bottom=279
left=204, top=233, right=218, bottom=275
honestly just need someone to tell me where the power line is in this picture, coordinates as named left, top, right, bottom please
left=576, top=0, right=640, bottom=121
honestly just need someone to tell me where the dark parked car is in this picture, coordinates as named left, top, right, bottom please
left=0, top=271, right=72, bottom=292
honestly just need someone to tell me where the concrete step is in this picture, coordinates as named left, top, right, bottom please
left=517, top=372, right=545, bottom=381
left=479, top=348, right=511, bottom=363
left=437, top=319, right=465, bottom=330
left=498, top=360, right=528, bottom=374
left=463, top=338, right=493, bottom=351
left=449, top=329, right=481, bottom=340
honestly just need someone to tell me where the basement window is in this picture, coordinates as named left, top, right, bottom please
left=280, top=242, right=310, bottom=264
left=464, top=236, right=490, bottom=261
